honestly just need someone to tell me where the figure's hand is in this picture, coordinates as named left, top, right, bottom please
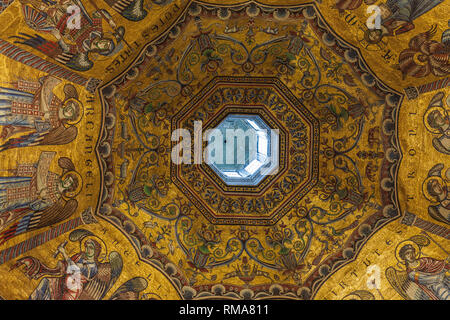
left=56, top=260, right=64, bottom=271
left=57, top=39, right=70, bottom=53
left=50, top=28, right=62, bottom=41
left=57, top=243, right=68, bottom=258
left=38, top=187, right=49, bottom=200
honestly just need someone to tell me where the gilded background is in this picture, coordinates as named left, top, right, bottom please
left=0, top=0, right=448, bottom=300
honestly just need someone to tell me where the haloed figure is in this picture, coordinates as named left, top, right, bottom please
left=13, top=230, right=125, bottom=300
left=423, top=163, right=450, bottom=225
left=0, top=76, right=82, bottom=151
left=426, top=177, right=450, bottom=224
left=364, top=0, right=444, bottom=43
left=399, top=244, right=450, bottom=300
left=14, top=0, right=124, bottom=71
left=0, top=152, right=81, bottom=244
left=426, top=109, right=450, bottom=155
left=24, top=238, right=101, bottom=300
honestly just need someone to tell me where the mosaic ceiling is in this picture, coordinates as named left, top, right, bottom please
left=0, top=0, right=448, bottom=300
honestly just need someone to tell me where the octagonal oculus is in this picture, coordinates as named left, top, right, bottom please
left=205, top=114, right=279, bottom=186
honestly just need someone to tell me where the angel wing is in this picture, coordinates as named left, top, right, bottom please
left=0, top=207, right=34, bottom=233
left=108, top=0, right=148, bottom=21
left=385, top=267, right=431, bottom=300
left=408, top=25, right=438, bottom=50
left=63, top=84, right=79, bottom=101
left=0, top=125, right=78, bottom=151
left=428, top=92, right=445, bottom=108
left=0, top=198, right=78, bottom=244
left=10, top=33, right=94, bottom=72
left=58, top=156, right=76, bottom=172
left=40, top=126, right=78, bottom=146
left=77, top=251, right=123, bottom=300
left=409, top=0, right=444, bottom=22
left=109, top=277, right=148, bottom=300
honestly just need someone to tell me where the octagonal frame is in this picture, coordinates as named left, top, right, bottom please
left=170, top=76, right=320, bottom=225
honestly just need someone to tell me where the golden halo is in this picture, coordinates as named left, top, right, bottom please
left=424, top=106, right=447, bottom=134
left=413, top=52, right=428, bottom=66
left=395, top=240, right=420, bottom=263
left=422, top=175, right=446, bottom=203
left=61, top=171, right=83, bottom=199
left=80, top=236, right=108, bottom=263
left=63, top=98, right=84, bottom=126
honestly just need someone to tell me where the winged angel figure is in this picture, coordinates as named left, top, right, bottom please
left=0, top=151, right=82, bottom=244
left=0, top=75, right=82, bottom=151
left=423, top=92, right=450, bottom=155
left=12, top=229, right=149, bottom=300
left=386, top=235, right=450, bottom=300
left=12, top=0, right=125, bottom=72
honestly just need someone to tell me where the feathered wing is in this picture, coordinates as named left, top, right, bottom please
left=0, top=126, right=78, bottom=151
left=10, top=33, right=93, bottom=71
left=58, top=156, right=76, bottom=172
left=428, top=205, right=450, bottom=224
left=107, top=0, right=148, bottom=21
left=385, top=267, right=431, bottom=300
left=63, top=84, right=79, bottom=101
left=39, top=125, right=78, bottom=146
left=0, top=198, right=78, bottom=244
left=409, top=0, right=444, bottom=22
left=425, top=41, right=450, bottom=77
left=78, top=251, right=123, bottom=300
left=109, top=277, right=148, bottom=300
left=0, top=131, right=41, bottom=151
left=0, top=207, right=34, bottom=235
left=408, top=25, right=437, bottom=50
left=427, top=92, right=445, bottom=108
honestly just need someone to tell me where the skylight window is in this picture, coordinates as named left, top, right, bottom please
left=206, top=114, right=279, bottom=186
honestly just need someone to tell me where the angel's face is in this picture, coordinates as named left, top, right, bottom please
left=431, top=111, right=445, bottom=127
left=59, top=102, right=77, bottom=121
left=404, top=249, right=416, bottom=263
left=92, top=38, right=113, bottom=53
left=85, top=241, right=95, bottom=260
left=431, top=179, right=444, bottom=196
left=428, top=110, right=445, bottom=128
left=58, top=176, right=74, bottom=193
